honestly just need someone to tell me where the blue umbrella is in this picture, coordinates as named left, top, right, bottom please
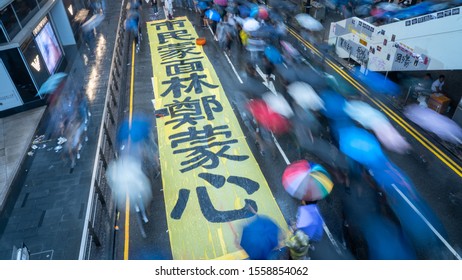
left=319, top=90, right=349, bottom=120
left=264, top=45, right=283, bottom=64
left=393, top=1, right=432, bottom=19
left=240, top=215, right=280, bottom=260
left=205, top=9, right=221, bottom=22
left=117, top=115, right=152, bottom=145
left=353, top=68, right=401, bottom=96
left=296, top=204, right=324, bottom=242
left=36, top=73, right=68, bottom=97
left=238, top=5, right=250, bottom=17
left=338, top=126, right=386, bottom=167
left=197, top=1, right=210, bottom=10
left=125, top=17, right=138, bottom=32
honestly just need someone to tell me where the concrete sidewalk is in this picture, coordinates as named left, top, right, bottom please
left=0, top=107, right=46, bottom=213
left=0, top=0, right=121, bottom=259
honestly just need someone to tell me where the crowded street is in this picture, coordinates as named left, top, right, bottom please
left=0, top=0, right=461, bottom=261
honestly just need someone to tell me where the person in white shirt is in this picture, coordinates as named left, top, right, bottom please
left=431, top=75, right=445, bottom=94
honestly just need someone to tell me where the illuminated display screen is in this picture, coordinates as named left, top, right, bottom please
left=34, top=21, right=62, bottom=74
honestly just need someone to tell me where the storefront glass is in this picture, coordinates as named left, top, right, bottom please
left=0, top=5, right=21, bottom=39
left=0, top=48, right=38, bottom=103
left=0, top=24, right=8, bottom=44
left=22, top=36, right=49, bottom=88
left=12, top=0, right=40, bottom=27
left=32, top=18, right=63, bottom=75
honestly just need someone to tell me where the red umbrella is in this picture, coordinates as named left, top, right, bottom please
left=247, top=99, right=291, bottom=135
left=258, top=6, right=268, bottom=20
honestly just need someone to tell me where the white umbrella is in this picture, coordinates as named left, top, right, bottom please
left=287, top=82, right=324, bottom=111
left=404, top=104, right=462, bottom=145
left=345, top=101, right=411, bottom=153
left=377, top=3, right=401, bottom=11
left=374, top=122, right=411, bottom=154
left=106, top=155, right=152, bottom=207
left=344, top=100, right=389, bottom=128
left=243, top=18, right=260, bottom=33
left=295, top=14, right=323, bottom=31
left=262, top=92, right=294, bottom=119
left=81, top=13, right=105, bottom=32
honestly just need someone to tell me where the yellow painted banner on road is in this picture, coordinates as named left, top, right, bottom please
left=147, top=17, right=287, bottom=260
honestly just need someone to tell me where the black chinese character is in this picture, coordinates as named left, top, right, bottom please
left=161, top=73, right=219, bottom=98
left=157, top=29, right=193, bottom=44
left=158, top=42, right=201, bottom=61
left=165, top=97, right=205, bottom=129
left=151, top=19, right=186, bottom=31
left=164, top=95, right=223, bottom=129
left=170, top=173, right=260, bottom=222
left=165, top=59, right=204, bottom=76
left=169, top=124, right=249, bottom=172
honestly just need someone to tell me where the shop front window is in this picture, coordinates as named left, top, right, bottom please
left=22, top=36, right=49, bottom=88
left=0, top=5, right=21, bottom=39
left=0, top=24, right=8, bottom=44
left=12, top=0, right=40, bottom=27
left=0, top=48, right=38, bottom=103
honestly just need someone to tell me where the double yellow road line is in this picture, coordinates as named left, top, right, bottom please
left=287, top=28, right=462, bottom=177
left=124, top=40, right=137, bottom=260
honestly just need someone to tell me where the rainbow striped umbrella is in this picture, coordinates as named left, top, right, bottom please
left=282, top=160, right=333, bottom=202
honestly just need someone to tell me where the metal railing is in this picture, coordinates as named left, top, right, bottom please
left=78, top=0, right=129, bottom=260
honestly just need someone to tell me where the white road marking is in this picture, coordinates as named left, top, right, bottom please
left=223, top=52, right=243, bottom=84
left=271, top=133, right=290, bottom=165
left=255, top=65, right=276, bottom=94
left=215, top=36, right=343, bottom=256
left=207, top=24, right=218, bottom=41
left=391, top=184, right=462, bottom=260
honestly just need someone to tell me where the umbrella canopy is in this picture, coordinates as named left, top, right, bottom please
left=338, top=126, right=386, bottom=167
left=354, top=4, right=371, bottom=17
left=344, top=100, right=389, bottom=129
left=106, top=155, right=152, bottom=207
left=280, top=40, right=301, bottom=58
left=353, top=67, right=401, bottom=96
left=254, top=5, right=269, bottom=20
left=287, top=82, right=324, bottom=111
left=238, top=5, right=251, bottom=17
left=213, top=0, right=227, bottom=6
left=205, top=9, right=221, bottom=22
left=377, top=2, right=401, bottom=12
left=404, top=104, right=462, bottom=144
left=117, top=114, right=152, bottom=145
left=262, top=92, right=293, bottom=119
left=344, top=100, right=411, bottom=153
left=82, top=13, right=105, bottom=32
left=247, top=99, right=291, bottom=135
left=282, top=160, right=334, bottom=202
left=264, top=45, right=283, bottom=64
left=240, top=215, right=281, bottom=260
left=197, top=1, right=210, bottom=10
left=242, top=18, right=260, bottom=32
left=295, top=13, right=323, bottom=31
left=296, top=204, right=324, bottom=242
left=319, top=90, right=349, bottom=120
left=36, top=73, right=68, bottom=97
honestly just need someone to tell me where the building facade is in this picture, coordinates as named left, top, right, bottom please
left=0, top=0, right=91, bottom=116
